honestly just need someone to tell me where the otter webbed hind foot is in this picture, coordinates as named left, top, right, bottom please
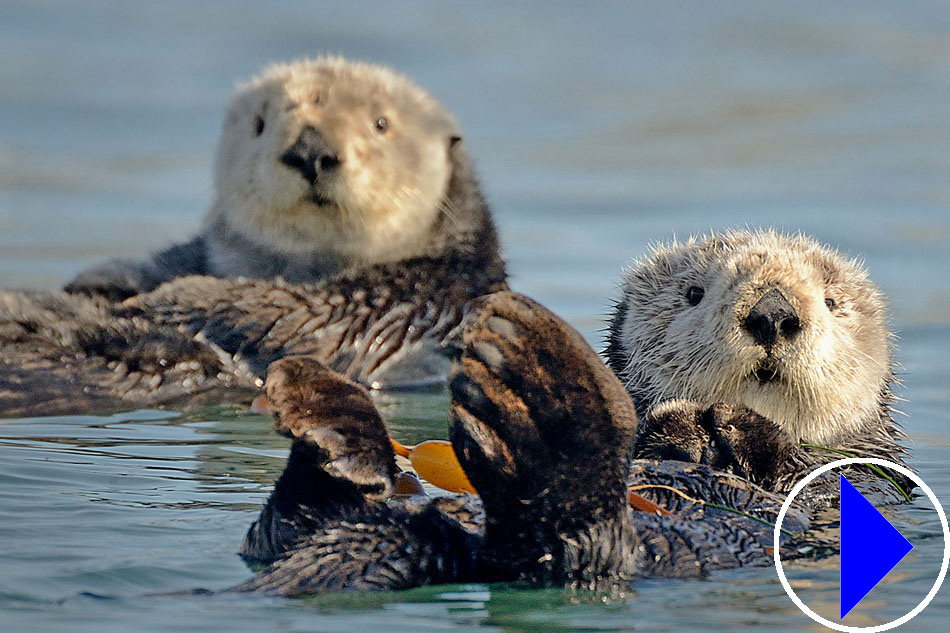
left=236, top=292, right=826, bottom=596
left=449, top=292, right=817, bottom=583
left=240, top=356, right=400, bottom=563
left=238, top=356, right=479, bottom=595
left=448, top=291, right=639, bottom=587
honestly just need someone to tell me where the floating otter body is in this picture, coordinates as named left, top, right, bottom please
left=604, top=230, right=909, bottom=504
left=231, top=231, right=909, bottom=595
left=65, top=57, right=493, bottom=301
left=1, top=57, right=506, bottom=417
left=0, top=248, right=505, bottom=417
left=235, top=293, right=811, bottom=595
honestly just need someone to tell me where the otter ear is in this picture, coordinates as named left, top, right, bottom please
left=448, top=135, right=463, bottom=149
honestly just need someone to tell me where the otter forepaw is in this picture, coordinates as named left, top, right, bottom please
left=701, top=404, right=795, bottom=487
left=636, top=400, right=715, bottom=463
left=64, top=263, right=149, bottom=302
left=638, top=401, right=792, bottom=487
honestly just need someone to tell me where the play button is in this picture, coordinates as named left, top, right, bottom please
left=773, top=457, right=950, bottom=632
left=840, top=474, right=914, bottom=619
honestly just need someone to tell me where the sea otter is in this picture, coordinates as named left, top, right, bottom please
left=64, top=56, right=497, bottom=301
left=0, top=57, right=506, bottom=417
left=604, top=230, right=910, bottom=504
left=228, top=230, right=910, bottom=594
left=234, top=292, right=812, bottom=595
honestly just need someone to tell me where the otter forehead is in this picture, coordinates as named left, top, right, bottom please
left=629, top=231, right=876, bottom=305
left=232, top=58, right=457, bottom=133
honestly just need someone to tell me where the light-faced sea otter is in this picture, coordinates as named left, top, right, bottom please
left=65, top=57, right=497, bottom=301
left=0, top=58, right=506, bottom=417
left=605, top=230, right=909, bottom=504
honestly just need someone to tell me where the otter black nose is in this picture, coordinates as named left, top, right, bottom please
left=742, top=288, right=801, bottom=347
left=279, top=126, right=341, bottom=184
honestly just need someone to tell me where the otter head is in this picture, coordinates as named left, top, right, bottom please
left=211, top=57, right=463, bottom=263
left=608, top=229, right=892, bottom=445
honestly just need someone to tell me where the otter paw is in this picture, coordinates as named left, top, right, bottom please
left=265, top=356, right=398, bottom=499
left=701, top=404, right=795, bottom=487
left=638, top=401, right=792, bottom=486
left=636, top=400, right=719, bottom=464
left=64, top=265, right=146, bottom=302
left=448, top=291, right=637, bottom=517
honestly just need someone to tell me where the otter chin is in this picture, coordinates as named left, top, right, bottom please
left=606, top=229, right=895, bottom=448
left=304, top=191, right=332, bottom=207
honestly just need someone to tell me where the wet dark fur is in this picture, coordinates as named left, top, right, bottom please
left=235, top=293, right=811, bottom=596
left=0, top=235, right=506, bottom=417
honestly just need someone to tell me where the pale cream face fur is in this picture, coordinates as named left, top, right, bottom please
left=208, top=57, right=459, bottom=262
left=615, top=229, right=891, bottom=445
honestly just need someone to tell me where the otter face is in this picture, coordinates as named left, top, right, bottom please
left=213, top=57, right=460, bottom=262
left=613, top=230, right=892, bottom=445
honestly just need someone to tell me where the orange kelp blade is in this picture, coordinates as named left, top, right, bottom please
left=249, top=394, right=273, bottom=415
left=392, top=438, right=676, bottom=516
left=390, top=439, right=477, bottom=494
left=390, top=439, right=412, bottom=458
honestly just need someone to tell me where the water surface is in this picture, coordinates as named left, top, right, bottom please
left=1, top=1, right=949, bottom=631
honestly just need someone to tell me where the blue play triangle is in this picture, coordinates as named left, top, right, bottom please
left=840, top=474, right=913, bottom=619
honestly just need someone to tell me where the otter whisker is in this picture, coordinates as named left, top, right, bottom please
left=438, top=195, right=463, bottom=228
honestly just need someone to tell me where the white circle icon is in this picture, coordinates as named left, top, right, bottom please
left=773, top=457, right=949, bottom=632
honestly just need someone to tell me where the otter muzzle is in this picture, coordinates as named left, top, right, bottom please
left=279, top=126, right=341, bottom=185
left=742, top=288, right=801, bottom=348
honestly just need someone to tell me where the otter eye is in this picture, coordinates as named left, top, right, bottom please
left=254, top=115, right=265, bottom=136
left=825, top=297, right=837, bottom=311
left=686, top=286, right=705, bottom=306
left=374, top=117, right=389, bottom=133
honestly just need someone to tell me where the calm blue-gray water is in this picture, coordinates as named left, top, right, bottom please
left=1, top=1, right=949, bottom=631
